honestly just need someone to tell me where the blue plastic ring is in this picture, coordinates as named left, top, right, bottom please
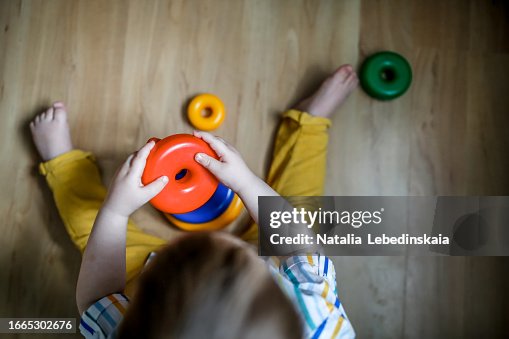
left=171, top=183, right=234, bottom=223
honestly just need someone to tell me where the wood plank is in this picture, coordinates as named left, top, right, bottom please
left=0, top=1, right=508, bottom=338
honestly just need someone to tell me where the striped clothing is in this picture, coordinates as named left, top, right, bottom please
left=266, top=255, right=355, bottom=338
left=79, top=293, right=128, bottom=338
left=79, top=255, right=354, bottom=338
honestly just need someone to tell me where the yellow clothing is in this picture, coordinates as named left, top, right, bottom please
left=39, top=110, right=330, bottom=295
left=39, top=150, right=166, bottom=295
left=241, top=109, right=331, bottom=242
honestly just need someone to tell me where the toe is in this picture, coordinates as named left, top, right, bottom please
left=345, top=72, right=357, bottom=83
left=336, top=64, right=353, bottom=72
left=53, top=101, right=65, bottom=109
left=335, top=66, right=351, bottom=83
left=29, top=121, right=34, bottom=129
left=54, top=107, right=67, bottom=122
left=45, top=107, right=54, bottom=120
left=35, top=114, right=41, bottom=123
left=346, top=73, right=359, bottom=89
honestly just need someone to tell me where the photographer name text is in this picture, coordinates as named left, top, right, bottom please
left=269, top=233, right=450, bottom=245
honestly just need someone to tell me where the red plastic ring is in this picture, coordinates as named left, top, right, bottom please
left=142, top=134, right=219, bottom=214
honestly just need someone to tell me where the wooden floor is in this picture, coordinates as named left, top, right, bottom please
left=1, top=0, right=508, bottom=338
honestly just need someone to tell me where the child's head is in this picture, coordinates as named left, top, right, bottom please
left=118, top=232, right=302, bottom=339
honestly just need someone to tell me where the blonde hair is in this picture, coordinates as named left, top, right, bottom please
left=118, top=232, right=303, bottom=339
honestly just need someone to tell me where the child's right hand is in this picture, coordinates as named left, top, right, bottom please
left=193, top=131, right=256, bottom=194
left=103, top=141, right=169, bottom=218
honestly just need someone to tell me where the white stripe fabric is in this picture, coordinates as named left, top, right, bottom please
left=79, top=293, right=128, bottom=338
left=265, top=254, right=356, bottom=338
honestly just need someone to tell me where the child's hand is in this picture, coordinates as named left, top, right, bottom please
left=103, top=141, right=168, bottom=217
left=193, top=131, right=256, bottom=194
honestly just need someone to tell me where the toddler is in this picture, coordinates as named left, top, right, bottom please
left=30, top=65, right=358, bottom=338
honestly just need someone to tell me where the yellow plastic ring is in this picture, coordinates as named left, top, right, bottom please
left=187, top=93, right=226, bottom=131
left=166, top=194, right=243, bottom=231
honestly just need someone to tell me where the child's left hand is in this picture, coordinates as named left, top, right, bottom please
left=103, top=141, right=169, bottom=218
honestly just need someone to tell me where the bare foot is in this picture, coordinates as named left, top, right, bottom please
left=30, top=102, right=73, bottom=161
left=295, top=64, right=358, bottom=118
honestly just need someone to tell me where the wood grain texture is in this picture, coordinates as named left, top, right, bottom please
left=1, top=1, right=508, bottom=338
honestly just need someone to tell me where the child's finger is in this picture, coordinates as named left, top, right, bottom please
left=194, top=131, right=229, bottom=157
left=216, top=136, right=227, bottom=144
left=130, top=141, right=155, bottom=175
left=195, top=153, right=223, bottom=177
left=129, top=152, right=137, bottom=166
left=119, top=154, right=135, bottom=176
left=142, top=175, right=168, bottom=199
left=216, top=136, right=238, bottom=152
left=223, top=140, right=239, bottom=153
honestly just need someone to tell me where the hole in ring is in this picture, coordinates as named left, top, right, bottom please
left=201, top=107, right=213, bottom=118
left=175, top=169, right=188, bottom=181
left=380, top=68, right=396, bottom=82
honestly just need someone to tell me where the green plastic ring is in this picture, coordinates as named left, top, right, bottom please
left=359, top=51, right=412, bottom=100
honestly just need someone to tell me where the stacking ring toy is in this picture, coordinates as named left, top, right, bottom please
left=359, top=51, right=412, bottom=100
left=172, top=183, right=234, bottom=223
left=166, top=194, right=244, bottom=231
left=142, top=134, right=219, bottom=214
left=187, top=93, right=226, bottom=131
